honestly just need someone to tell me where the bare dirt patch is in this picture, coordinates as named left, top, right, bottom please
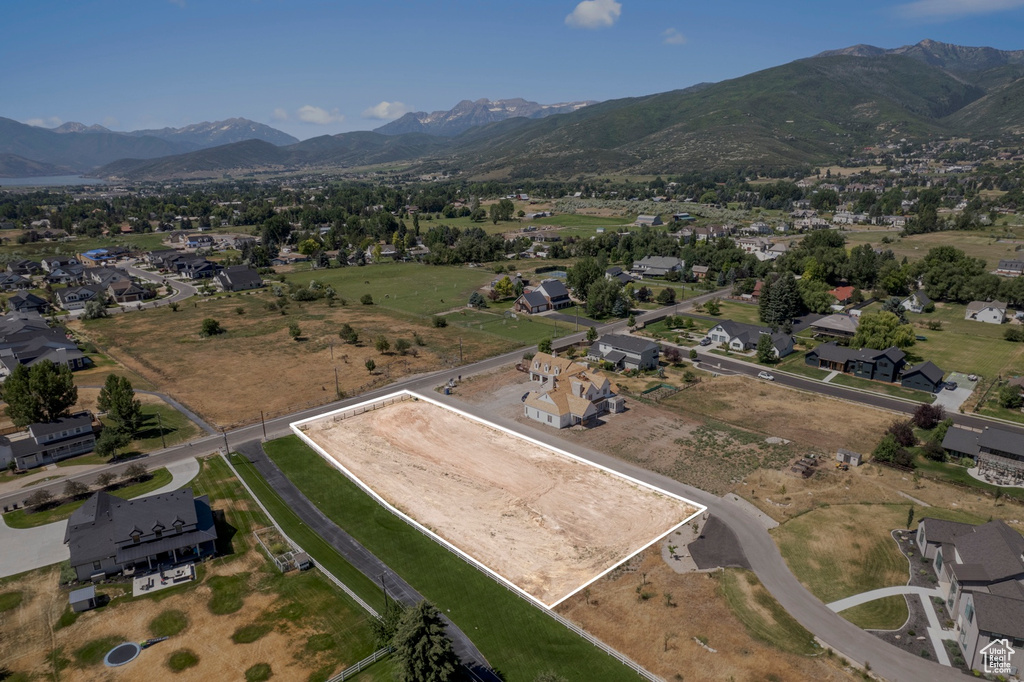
left=299, top=396, right=699, bottom=606
left=556, top=549, right=857, bottom=682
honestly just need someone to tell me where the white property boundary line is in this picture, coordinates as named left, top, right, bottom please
left=291, top=389, right=707, bottom=611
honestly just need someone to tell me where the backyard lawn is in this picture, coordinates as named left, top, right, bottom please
left=263, top=436, right=640, bottom=682
left=905, top=302, right=1024, bottom=379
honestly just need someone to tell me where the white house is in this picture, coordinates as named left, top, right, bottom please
left=706, top=320, right=794, bottom=358
left=523, top=367, right=615, bottom=429
left=965, top=300, right=1007, bottom=325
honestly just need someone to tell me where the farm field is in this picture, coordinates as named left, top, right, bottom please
left=73, top=288, right=519, bottom=428
left=296, top=395, right=699, bottom=607
left=844, top=229, right=1024, bottom=267
left=0, top=456, right=380, bottom=682
left=264, top=435, right=645, bottom=681
left=555, top=550, right=856, bottom=682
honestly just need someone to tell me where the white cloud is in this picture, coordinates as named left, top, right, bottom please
left=896, top=0, right=1024, bottom=18
left=361, top=101, right=412, bottom=120
left=102, top=116, right=120, bottom=129
left=565, top=0, right=622, bottom=29
left=271, top=108, right=289, bottom=122
left=662, top=28, right=685, bottom=45
left=25, top=116, right=62, bottom=128
left=296, top=105, right=345, bottom=125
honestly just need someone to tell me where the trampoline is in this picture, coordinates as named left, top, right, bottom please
left=104, top=642, right=141, bottom=667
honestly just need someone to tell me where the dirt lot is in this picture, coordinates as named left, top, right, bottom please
left=299, top=397, right=699, bottom=606
left=73, top=292, right=515, bottom=429
left=556, top=549, right=858, bottom=682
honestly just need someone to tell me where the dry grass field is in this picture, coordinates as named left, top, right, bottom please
left=556, top=549, right=858, bottom=682
left=73, top=292, right=516, bottom=428
left=298, top=396, right=699, bottom=606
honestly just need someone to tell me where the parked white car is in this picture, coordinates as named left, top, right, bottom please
left=757, top=371, right=775, bottom=381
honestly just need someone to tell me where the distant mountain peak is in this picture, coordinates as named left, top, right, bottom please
left=52, top=121, right=112, bottom=134
left=374, top=97, right=597, bottom=137
left=817, top=39, right=1024, bottom=72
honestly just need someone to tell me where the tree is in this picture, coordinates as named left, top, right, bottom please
left=881, top=296, right=908, bottom=323
left=0, top=361, right=78, bottom=427
left=656, top=287, right=676, bottom=306
left=25, top=489, right=53, bottom=509
left=82, top=298, right=108, bottom=319
left=374, top=336, right=391, bottom=354
left=756, top=334, right=776, bottom=364
left=850, top=311, right=915, bottom=350
left=873, top=433, right=912, bottom=467
left=906, top=505, right=915, bottom=529
left=361, top=293, right=374, bottom=305
left=586, top=326, right=598, bottom=343
left=493, top=276, right=515, bottom=300
left=339, top=323, right=359, bottom=344
left=998, top=385, right=1024, bottom=409
left=627, top=314, right=636, bottom=328
left=98, top=375, right=143, bottom=437
left=584, top=277, right=624, bottom=318
left=538, top=338, right=553, bottom=354
left=395, top=338, right=411, bottom=356
left=912, top=404, right=945, bottom=430
left=392, top=601, right=460, bottom=682
left=122, top=462, right=148, bottom=481
left=468, top=291, right=488, bottom=308
left=200, top=318, right=223, bottom=337
left=365, top=359, right=376, bottom=373
left=887, top=419, right=917, bottom=447
left=567, top=256, right=603, bottom=300
left=63, top=480, right=89, bottom=499
left=761, top=273, right=800, bottom=331
left=96, top=471, right=116, bottom=488
left=289, top=322, right=302, bottom=340
left=432, top=316, right=447, bottom=328
left=704, top=299, right=721, bottom=316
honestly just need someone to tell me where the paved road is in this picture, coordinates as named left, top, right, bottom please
left=431, top=393, right=971, bottom=682
left=63, top=261, right=199, bottom=320
left=235, top=440, right=500, bottom=682
left=3, top=283, right=1004, bottom=680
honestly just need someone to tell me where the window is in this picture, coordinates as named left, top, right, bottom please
left=154, top=529, right=162, bottom=539
left=93, top=560, right=102, bottom=570
left=174, top=521, right=183, bottom=534
left=131, top=532, right=141, bottom=544
left=547, top=416, right=552, bottom=423
left=964, top=599, right=974, bottom=624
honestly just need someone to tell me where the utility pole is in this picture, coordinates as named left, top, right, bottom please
left=334, top=367, right=340, bottom=397
left=379, top=573, right=389, bottom=610
left=221, top=428, right=229, bottom=455
left=156, top=411, right=166, bottom=449
left=459, top=337, right=463, bottom=364
left=260, top=410, right=267, bottom=441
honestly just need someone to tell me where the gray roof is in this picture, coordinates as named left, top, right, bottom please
left=912, top=289, right=931, bottom=305
left=65, top=489, right=215, bottom=567
left=597, top=333, right=659, bottom=355
left=633, top=256, right=682, bottom=270
left=216, top=266, right=262, bottom=290
left=941, top=427, right=982, bottom=457
left=903, top=361, right=944, bottom=384
left=919, top=517, right=976, bottom=545
left=518, top=291, right=547, bottom=309
left=535, top=279, right=570, bottom=300
left=979, top=426, right=1024, bottom=458
left=997, top=259, right=1024, bottom=270
left=28, top=414, right=92, bottom=439
left=950, top=521, right=1024, bottom=584
left=973, top=591, right=1024, bottom=639
left=967, top=300, right=1007, bottom=312
left=69, top=586, right=95, bottom=604
left=811, top=314, right=859, bottom=335
left=809, top=341, right=905, bottom=366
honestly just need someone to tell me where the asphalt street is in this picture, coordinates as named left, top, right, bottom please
left=3, top=285, right=1003, bottom=681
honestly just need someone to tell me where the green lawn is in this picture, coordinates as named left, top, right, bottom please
left=840, top=596, right=909, bottom=630
left=284, top=263, right=494, bottom=317
left=262, top=436, right=639, bottom=682
left=907, top=303, right=1024, bottom=378
left=914, top=454, right=1024, bottom=503
left=773, top=351, right=830, bottom=380
left=125, top=403, right=203, bottom=453
left=706, top=300, right=763, bottom=326
left=829, top=374, right=931, bottom=402
left=4, top=468, right=174, bottom=528
left=229, top=454, right=386, bottom=613
left=443, top=309, right=563, bottom=345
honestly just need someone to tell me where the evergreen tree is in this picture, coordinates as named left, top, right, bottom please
left=97, top=374, right=143, bottom=437
left=392, top=601, right=460, bottom=682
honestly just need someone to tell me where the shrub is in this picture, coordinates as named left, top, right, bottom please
left=232, top=623, right=271, bottom=644
left=245, top=663, right=273, bottom=682
left=998, top=384, right=1023, bottom=409
left=374, top=336, right=391, bottom=354
left=25, top=489, right=54, bottom=509
left=167, top=649, right=199, bottom=672
left=887, top=419, right=917, bottom=447
left=1005, top=326, right=1024, bottom=342
left=360, top=293, right=373, bottom=305
left=395, top=338, right=411, bottom=355
left=922, top=440, right=946, bottom=462
left=432, top=315, right=447, bottom=328
left=912, top=404, right=945, bottom=430
left=122, top=462, right=148, bottom=481
left=63, top=480, right=89, bottom=499
left=149, top=610, right=188, bottom=637
left=200, top=318, right=223, bottom=337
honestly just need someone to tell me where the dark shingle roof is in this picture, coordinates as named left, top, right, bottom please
left=950, top=521, right=1024, bottom=583
left=903, top=361, right=944, bottom=384
left=919, top=517, right=976, bottom=545
left=941, top=427, right=982, bottom=457
left=809, top=341, right=905, bottom=366
left=27, top=414, right=92, bottom=439
left=979, top=427, right=1024, bottom=457
left=535, top=279, right=570, bottom=300
left=518, top=291, right=547, bottom=309
left=973, top=591, right=1024, bottom=639
left=597, top=333, right=658, bottom=355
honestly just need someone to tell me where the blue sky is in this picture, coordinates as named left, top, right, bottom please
left=3, top=0, right=1024, bottom=140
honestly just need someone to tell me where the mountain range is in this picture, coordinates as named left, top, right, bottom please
left=4, top=40, right=1024, bottom=181
left=374, top=98, right=596, bottom=137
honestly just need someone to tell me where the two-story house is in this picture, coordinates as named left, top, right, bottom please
left=54, top=284, right=107, bottom=311
left=630, top=256, right=683, bottom=279
left=965, top=300, right=1007, bottom=325
left=0, top=414, right=96, bottom=470
left=804, top=342, right=906, bottom=382
left=64, top=488, right=219, bottom=581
